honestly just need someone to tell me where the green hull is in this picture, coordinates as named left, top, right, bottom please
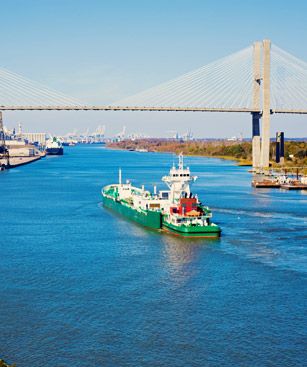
left=162, top=217, right=221, bottom=238
left=102, top=195, right=162, bottom=229
left=102, top=191, right=221, bottom=238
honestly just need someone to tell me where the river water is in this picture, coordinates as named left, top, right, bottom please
left=0, top=145, right=306, bottom=366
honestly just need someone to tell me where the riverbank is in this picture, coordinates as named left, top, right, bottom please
left=9, top=155, right=42, bottom=168
left=0, top=358, right=15, bottom=367
left=107, top=139, right=252, bottom=165
left=107, top=139, right=307, bottom=167
left=0, top=155, right=42, bottom=170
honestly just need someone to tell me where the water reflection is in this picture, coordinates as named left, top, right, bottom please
left=251, top=188, right=274, bottom=206
left=161, top=234, right=218, bottom=282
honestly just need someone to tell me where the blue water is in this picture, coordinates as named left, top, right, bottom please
left=0, top=145, right=306, bottom=367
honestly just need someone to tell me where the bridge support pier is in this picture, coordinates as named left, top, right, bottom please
left=260, top=39, right=271, bottom=169
left=252, top=41, right=261, bottom=170
left=252, top=113, right=261, bottom=169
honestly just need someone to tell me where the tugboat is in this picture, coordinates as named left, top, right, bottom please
left=45, top=137, right=64, bottom=155
left=102, top=154, right=221, bottom=238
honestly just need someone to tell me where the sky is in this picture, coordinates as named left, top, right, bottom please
left=1, top=0, right=307, bottom=138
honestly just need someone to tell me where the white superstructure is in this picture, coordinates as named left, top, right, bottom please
left=46, top=137, right=62, bottom=149
left=106, top=154, right=198, bottom=213
left=162, top=154, right=197, bottom=202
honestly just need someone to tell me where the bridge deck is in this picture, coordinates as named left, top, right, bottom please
left=1, top=105, right=307, bottom=114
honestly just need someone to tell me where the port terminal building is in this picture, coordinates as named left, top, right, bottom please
left=22, top=132, right=46, bottom=145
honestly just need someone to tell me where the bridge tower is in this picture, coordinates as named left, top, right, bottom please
left=251, top=39, right=271, bottom=170
left=252, top=41, right=262, bottom=169
left=260, top=39, right=271, bottom=169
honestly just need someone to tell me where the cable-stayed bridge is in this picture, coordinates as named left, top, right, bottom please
left=0, top=39, right=307, bottom=168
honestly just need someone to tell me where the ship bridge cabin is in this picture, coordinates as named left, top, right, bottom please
left=162, top=154, right=197, bottom=202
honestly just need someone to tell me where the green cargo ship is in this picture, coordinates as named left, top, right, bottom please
left=102, top=154, right=221, bottom=238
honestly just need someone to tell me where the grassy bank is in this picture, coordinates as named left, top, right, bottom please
left=107, top=139, right=307, bottom=167
left=0, top=359, right=15, bottom=367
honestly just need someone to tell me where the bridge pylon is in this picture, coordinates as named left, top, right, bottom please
left=252, top=41, right=262, bottom=169
left=260, top=39, right=271, bottom=169
left=251, top=39, right=271, bottom=170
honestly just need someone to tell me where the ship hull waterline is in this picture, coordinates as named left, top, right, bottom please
left=46, top=147, right=64, bottom=156
left=162, top=219, right=221, bottom=238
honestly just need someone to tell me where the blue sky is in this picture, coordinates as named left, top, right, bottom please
left=1, top=0, right=307, bottom=137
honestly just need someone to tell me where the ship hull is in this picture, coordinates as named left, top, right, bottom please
left=102, top=195, right=162, bottom=229
left=162, top=218, right=221, bottom=238
left=46, top=147, right=64, bottom=155
left=102, top=195, right=221, bottom=238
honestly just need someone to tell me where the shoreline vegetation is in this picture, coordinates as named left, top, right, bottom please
left=107, top=139, right=307, bottom=168
left=0, top=359, right=15, bottom=367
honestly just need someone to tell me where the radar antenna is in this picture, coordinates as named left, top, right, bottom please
left=178, top=152, right=184, bottom=169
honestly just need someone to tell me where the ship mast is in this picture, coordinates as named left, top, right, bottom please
left=162, top=154, right=197, bottom=203
left=178, top=153, right=184, bottom=169
left=119, top=168, right=122, bottom=185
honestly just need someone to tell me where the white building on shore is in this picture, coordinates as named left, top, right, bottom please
left=23, top=132, right=46, bottom=145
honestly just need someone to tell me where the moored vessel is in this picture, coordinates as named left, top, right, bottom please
left=102, top=154, right=221, bottom=238
left=45, top=137, right=64, bottom=155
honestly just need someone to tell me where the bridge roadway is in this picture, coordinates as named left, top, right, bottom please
left=1, top=105, right=307, bottom=114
